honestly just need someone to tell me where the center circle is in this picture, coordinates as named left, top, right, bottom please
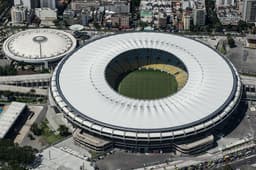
left=105, top=48, right=188, bottom=100
left=33, top=36, right=48, bottom=43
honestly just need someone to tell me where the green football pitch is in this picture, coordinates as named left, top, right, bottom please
left=118, top=69, right=178, bottom=99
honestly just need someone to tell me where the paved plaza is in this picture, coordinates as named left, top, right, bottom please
left=33, top=146, right=93, bottom=170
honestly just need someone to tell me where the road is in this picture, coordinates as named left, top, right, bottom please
left=214, top=154, right=256, bottom=169
left=0, top=84, right=48, bottom=96
left=229, top=154, right=256, bottom=169
left=0, top=73, right=51, bottom=84
left=241, top=75, right=256, bottom=85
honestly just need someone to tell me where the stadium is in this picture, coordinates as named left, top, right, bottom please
left=50, top=32, right=242, bottom=152
left=3, top=29, right=76, bottom=64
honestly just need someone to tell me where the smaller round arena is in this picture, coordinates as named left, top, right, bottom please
left=3, top=29, right=77, bottom=64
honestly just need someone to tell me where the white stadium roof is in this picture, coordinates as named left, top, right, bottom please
left=51, top=32, right=241, bottom=139
left=3, top=29, right=77, bottom=64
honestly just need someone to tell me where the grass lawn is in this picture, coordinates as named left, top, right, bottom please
left=40, top=120, right=63, bottom=145
left=44, top=134, right=62, bottom=144
left=118, top=69, right=178, bottom=99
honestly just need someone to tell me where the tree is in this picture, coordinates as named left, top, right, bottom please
left=30, top=89, right=36, bottom=94
left=28, top=133, right=35, bottom=140
left=40, top=68, right=50, bottom=73
left=205, top=0, right=222, bottom=32
left=2, top=91, right=13, bottom=97
left=227, top=34, right=235, bottom=48
left=53, top=19, right=60, bottom=27
left=93, top=23, right=101, bottom=30
left=0, top=65, right=17, bottom=76
left=0, top=139, right=38, bottom=169
left=31, top=123, right=42, bottom=136
left=223, top=164, right=234, bottom=170
left=58, top=125, right=70, bottom=137
left=131, top=0, right=141, bottom=13
left=237, top=20, right=248, bottom=32
left=139, top=21, right=148, bottom=28
left=227, top=37, right=235, bottom=47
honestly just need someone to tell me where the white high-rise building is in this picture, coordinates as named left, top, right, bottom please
left=225, top=0, right=235, bottom=6
left=216, top=0, right=235, bottom=7
left=35, top=8, right=57, bottom=26
left=193, top=9, right=206, bottom=26
left=14, top=0, right=21, bottom=5
left=40, top=0, right=56, bottom=10
left=216, top=0, right=225, bottom=7
left=183, top=15, right=191, bottom=30
left=14, top=0, right=40, bottom=10
left=11, top=5, right=27, bottom=24
left=182, top=0, right=191, bottom=10
left=243, top=0, right=256, bottom=22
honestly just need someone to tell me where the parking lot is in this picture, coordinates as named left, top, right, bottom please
left=227, top=39, right=256, bottom=75
left=225, top=101, right=256, bottom=139
left=96, top=151, right=173, bottom=170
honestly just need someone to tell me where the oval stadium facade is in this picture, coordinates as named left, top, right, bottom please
left=50, top=32, right=242, bottom=151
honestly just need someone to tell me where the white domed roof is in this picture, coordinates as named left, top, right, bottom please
left=3, top=29, right=77, bottom=63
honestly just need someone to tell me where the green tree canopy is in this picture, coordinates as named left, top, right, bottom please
left=58, top=125, right=70, bottom=137
left=0, top=139, right=38, bottom=169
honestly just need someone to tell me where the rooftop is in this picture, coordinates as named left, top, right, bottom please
left=3, top=29, right=76, bottom=63
left=0, top=102, right=26, bottom=138
left=51, top=32, right=241, bottom=135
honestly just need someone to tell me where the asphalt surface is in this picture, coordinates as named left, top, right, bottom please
left=214, top=154, right=256, bottom=170
left=227, top=39, right=256, bottom=75
left=230, top=154, right=256, bottom=169
left=96, top=151, right=173, bottom=170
